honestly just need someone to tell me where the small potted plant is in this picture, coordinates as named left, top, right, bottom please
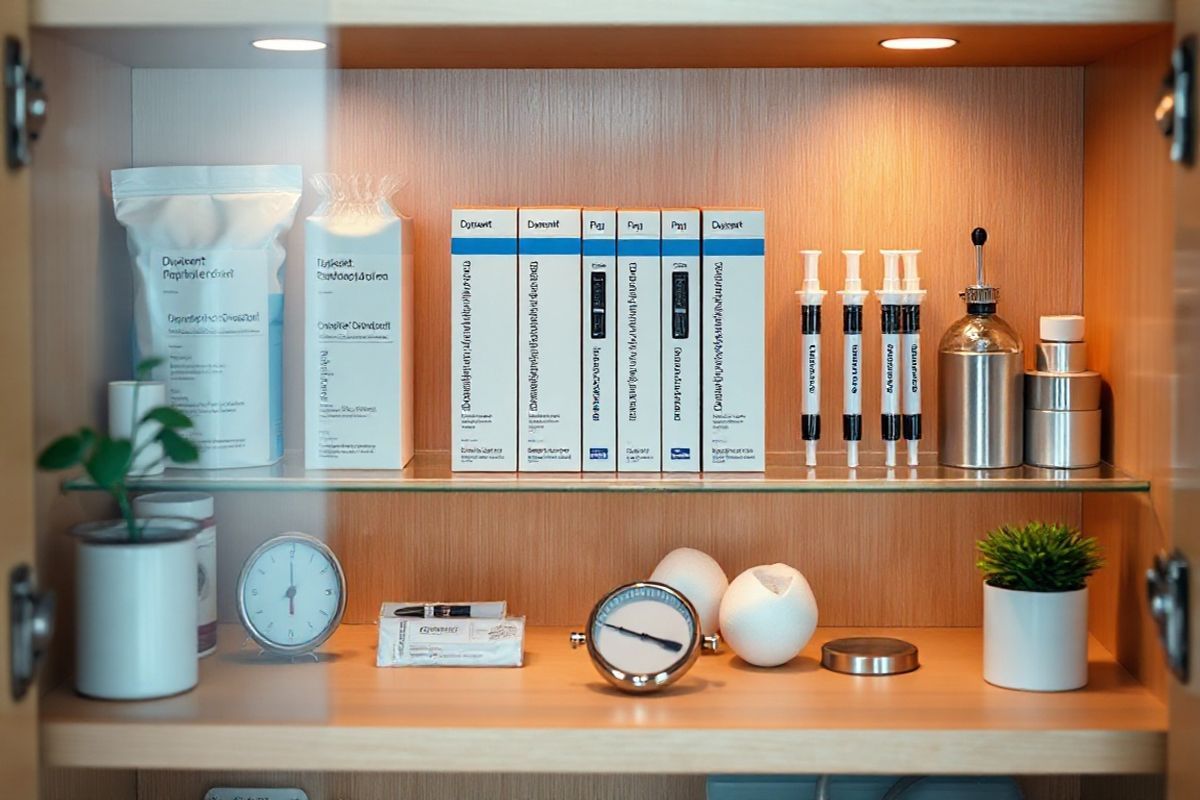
left=978, top=521, right=1104, bottom=692
left=39, top=357, right=202, bottom=700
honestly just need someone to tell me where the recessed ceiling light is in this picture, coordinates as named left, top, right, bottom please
left=879, top=37, right=958, bottom=51
left=252, top=38, right=327, bottom=52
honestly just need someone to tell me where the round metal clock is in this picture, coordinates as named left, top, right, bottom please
left=570, top=581, right=719, bottom=693
left=236, top=532, right=346, bottom=656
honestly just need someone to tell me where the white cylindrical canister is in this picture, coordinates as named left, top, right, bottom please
left=134, top=492, right=218, bottom=656
left=74, top=520, right=198, bottom=699
left=108, top=381, right=166, bottom=476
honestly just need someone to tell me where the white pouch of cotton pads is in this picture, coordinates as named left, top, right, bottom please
left=112, top=164, right=302, bottom=469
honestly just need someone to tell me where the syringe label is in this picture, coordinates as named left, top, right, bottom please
left=901, top=304, right=921, bottom=440
left=881, top=304, right=901, bottom=443
left=842, top=304, right=863, bottom=334
left=802, top=305, right=820, bottom=335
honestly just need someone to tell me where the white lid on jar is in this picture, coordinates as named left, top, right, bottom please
left=1040, top=314, right=1085, bottom=342
left=133, top=491, right=214, bottom=521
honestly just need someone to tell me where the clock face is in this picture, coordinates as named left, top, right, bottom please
left=590, top=583, right=698, bottom=680
left=237, top=533, right=345, bottom=654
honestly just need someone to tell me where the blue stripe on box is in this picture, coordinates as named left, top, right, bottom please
left=662, top=239, right=700, bottom=257
left=617, top=239, right=660, bottom=257
left=703, top=238, right=765, bottom=256
left=518, top=237, right=582, bottom=255
left=450, top=237, right=518, bottom=255
left=583, top=239, right=617, bottom=257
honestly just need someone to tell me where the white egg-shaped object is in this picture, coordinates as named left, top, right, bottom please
left=649, top=547, right=729, bottom=635
left=718, top=563, right=819, bottom=667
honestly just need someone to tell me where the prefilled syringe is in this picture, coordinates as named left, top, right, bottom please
left=838, top=250, right=867, bottom=467
left=796, top=250, right=826, bottom=467
left=878, top=250, right=904, bottom=468
left=900, top=250, right=926, bottom=466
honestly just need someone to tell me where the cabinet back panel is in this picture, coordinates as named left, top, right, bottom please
left=132, top=67, right=1083, bottom=454
left=27, top=65, right=1089, bottom=633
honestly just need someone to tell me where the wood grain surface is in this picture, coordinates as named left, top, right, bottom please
left=1, top=5, right=37, bottom=800
left=131, top=67, right=1084, bottom=455
left=29, top=32, right=133, bottom=691
left=1080, top=32, right=1174, bottom=702
left=40, top=624, right=1165, bottom=775
left=332, top=492, right=1079, bottom=626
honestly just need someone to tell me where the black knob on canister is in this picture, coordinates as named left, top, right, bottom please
left=971, top=227, right=988, bottom=246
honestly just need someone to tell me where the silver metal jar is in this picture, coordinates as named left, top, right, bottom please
left=938, top=317, right=1025, bottom=469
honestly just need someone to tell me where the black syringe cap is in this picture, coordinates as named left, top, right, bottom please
left=971, top=227, right=988, bottom=246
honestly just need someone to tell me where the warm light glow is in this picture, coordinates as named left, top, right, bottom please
left=879, top=37, right=958, bottom=51
left=252, top=38, right=327, bottom=52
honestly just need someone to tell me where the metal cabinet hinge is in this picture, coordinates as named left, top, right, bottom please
left=10, top=564, right=54, bottom=701
left=1147, top=550, right=1190, bottom=684
left=5, top=36, right=46, bottom=169
left=1158, top=36, right=1195, bottom=165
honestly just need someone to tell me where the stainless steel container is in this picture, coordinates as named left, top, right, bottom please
left=1036, top=341, right=1087, bottom=373
left=1023, top=317, right=1101, bottom=469
left=939, top=348, right=1025, bottom=468
left=1025, top=371, right=1101, bottom=410
left=1025, top=409, right=1101, bottom=468
left=937, top=227, right=1024, bottom=469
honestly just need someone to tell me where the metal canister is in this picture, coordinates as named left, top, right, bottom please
left=938, top=347, right=1025, bottom=468
left=937, top=228, right=1025, bottom=469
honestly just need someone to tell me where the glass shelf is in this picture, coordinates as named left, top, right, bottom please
left=60, top=451, right=1149, bottom=494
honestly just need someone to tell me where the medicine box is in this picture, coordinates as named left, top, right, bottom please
left=582, top=208, right=617, bottom=471
left=701, top=208, right=765, bottom=471
left=519, top=207, right=583, bottom=471
left=617, top=209, right=662, bottom=472
left=451, top=208, right=518, bottom=471
left=660, top=208, right=701, bottom=472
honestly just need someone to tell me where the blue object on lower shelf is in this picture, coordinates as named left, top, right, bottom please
left=707, top=776, right=1022, bottom=800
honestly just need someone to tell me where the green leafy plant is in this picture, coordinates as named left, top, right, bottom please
left=37, top=357, right=199, bottom=541
left=977, top=522, right=1104, bottom=593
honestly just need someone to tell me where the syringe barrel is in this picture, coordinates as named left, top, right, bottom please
left=801, top=304, right=821, bottom=439
left=842, top=304, right=863, bottom=440
left=902, top=304, right=922, bottom=439
left=881, top=304, right=902, bottom=441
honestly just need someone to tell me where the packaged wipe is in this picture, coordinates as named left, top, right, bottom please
left=112, top=165, right=303, bottom=469
left=305, top=175, right=414, bottom=469
left=376, top=615, right=525, bottom=667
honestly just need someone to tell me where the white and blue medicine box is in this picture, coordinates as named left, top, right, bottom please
left=519, top=207, right=582, bottom=471
left=582, top=208, right=617, bottom=472
left=451, top=208, right=519, bottom=472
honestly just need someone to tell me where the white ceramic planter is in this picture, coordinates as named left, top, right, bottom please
left=74, top=520, right=199, bottom=700
left=983, top=582, right=1088, bottom=692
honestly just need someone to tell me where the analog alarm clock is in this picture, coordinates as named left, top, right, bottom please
left=570, top=581, right=719, bottom=693
left=236, top=532, right=346, bottom=656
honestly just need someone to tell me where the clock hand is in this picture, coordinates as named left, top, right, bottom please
left=285, top=584, right=296, bottom=616
left=287, top=559, right=296, bottom=615
left=601, top=622, right=684, bottom=653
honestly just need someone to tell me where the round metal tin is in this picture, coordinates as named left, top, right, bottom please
left=1024, top=370, right=1101, bottom=411
left=821, top=636, right=919, bottom=676
left=1035, top=341, right=1088, bottom=374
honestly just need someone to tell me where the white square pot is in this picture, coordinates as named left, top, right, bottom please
left=983, top=582, right=1088, bottom=692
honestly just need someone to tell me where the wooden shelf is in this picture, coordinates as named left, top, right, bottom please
left=40, top=625, right=1164, bottom=774
left=32, top=1, right=1171, bottom=68
left=59, top=450, right=1149, bottom=494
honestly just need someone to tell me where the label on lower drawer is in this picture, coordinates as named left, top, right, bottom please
left=204, top=790, right=309, bottom=800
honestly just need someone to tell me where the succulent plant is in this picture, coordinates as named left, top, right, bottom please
left=977, top=522, right=1103, bottom=593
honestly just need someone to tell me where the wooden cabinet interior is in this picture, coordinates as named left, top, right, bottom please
left=25, top=17, right=1175, bottom=800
